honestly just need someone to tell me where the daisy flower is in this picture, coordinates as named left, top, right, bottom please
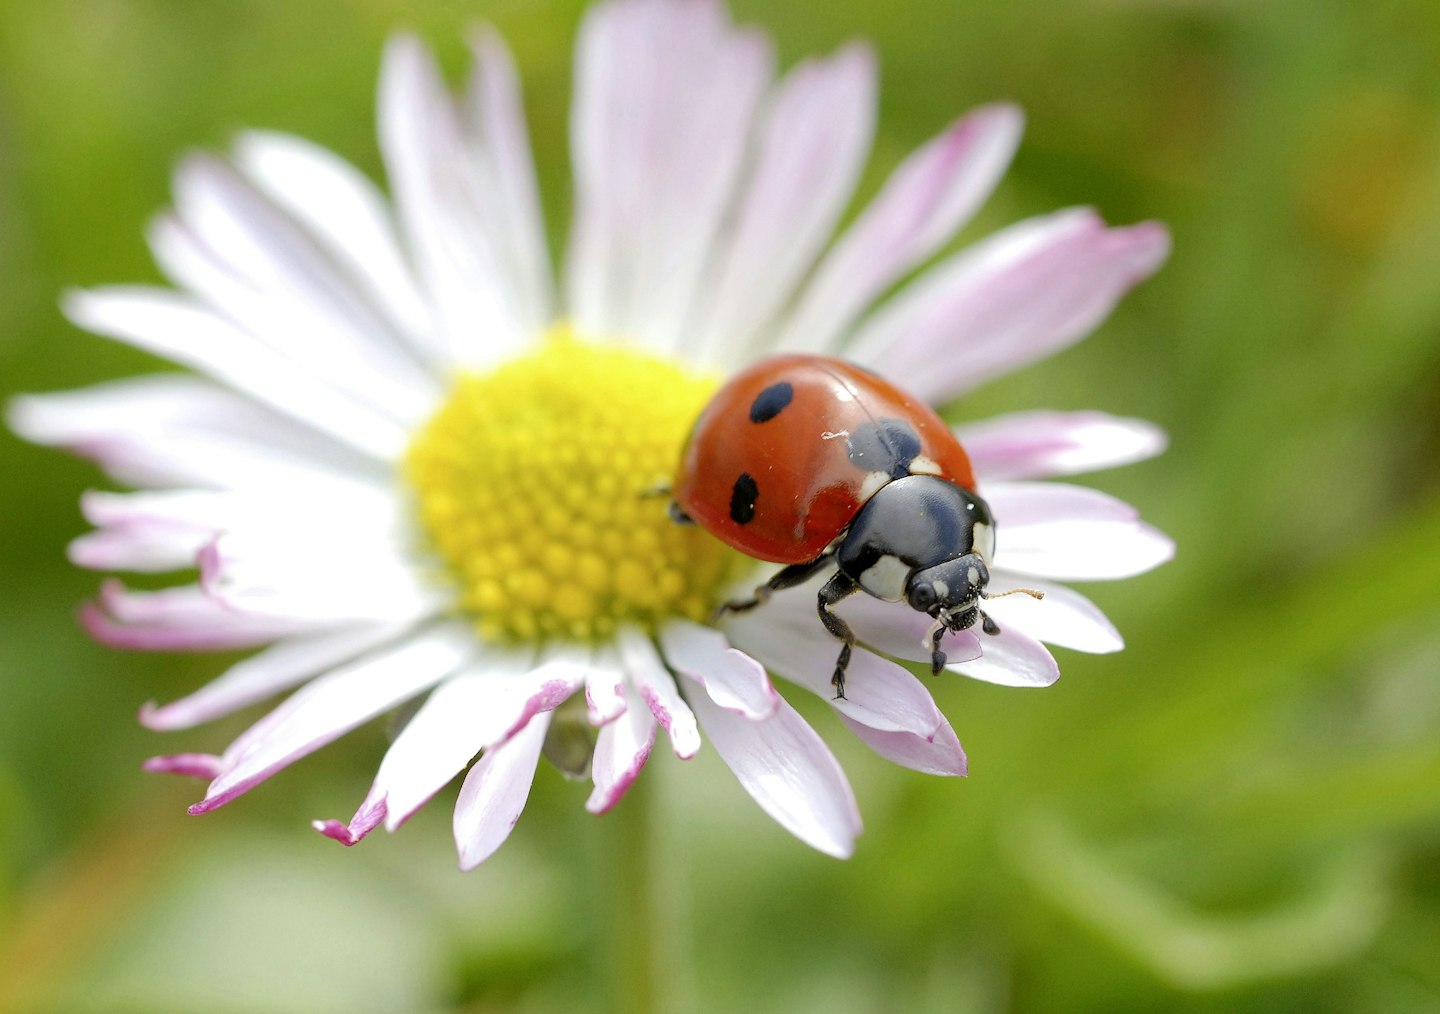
left=9, top=0, right=1172, bottom=865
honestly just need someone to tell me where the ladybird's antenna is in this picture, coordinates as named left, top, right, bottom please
left=982, top=587, right=1044, bottom=602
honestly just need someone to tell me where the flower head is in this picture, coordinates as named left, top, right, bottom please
left=9, top=0, right=1172, bottom=865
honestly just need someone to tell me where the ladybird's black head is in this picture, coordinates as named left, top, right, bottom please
left=905, top=554, right=991, bottom=630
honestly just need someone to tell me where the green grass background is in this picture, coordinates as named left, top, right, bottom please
left=3, top=0, right=1440, bottom=1011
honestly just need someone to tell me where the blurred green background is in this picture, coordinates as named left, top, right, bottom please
left=3, top=0, right=1440, bottom=1011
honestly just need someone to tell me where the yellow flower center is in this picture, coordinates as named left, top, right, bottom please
left=406, top=328, right=746, bottom=644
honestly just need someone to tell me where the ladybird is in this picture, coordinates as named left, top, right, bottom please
left=671, top=354, right=1037, bottom=699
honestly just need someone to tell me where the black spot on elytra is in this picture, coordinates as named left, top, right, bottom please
left=846, top=418, right=922, bottom=479
left=729, top=473, right=759, bottom=524
left=749, top=382, right=794, bottom=423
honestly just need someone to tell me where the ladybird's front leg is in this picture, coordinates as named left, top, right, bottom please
left=929, top=623, right=948, bottom=676
left=716, top=553, right=834, bottom=616
left=816, top=571, right=860, bottom=700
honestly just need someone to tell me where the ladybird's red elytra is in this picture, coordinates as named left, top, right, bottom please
left=670, top=354, right=1037, bottom=700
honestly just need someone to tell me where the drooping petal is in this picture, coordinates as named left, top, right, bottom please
left=188, top=622, right=473, bottom=814
left=981, top=577, right=1123, bottom=654
left=723, top=597, right=947, bottom=739
left=313, top=645, right=538, bottom=842
left=687, top=42, right=876, bottom=367
left=617, top=626, right=700, bottom=759
left=8, top=375, right=391, bottom=490
left=453, top=712, right=551, bottom=871
left=838, top=713, right=968, bottom=776
left=584, top=643, right=629, bottom=726
left=957, top=410, right=1167, bottom=482
left=775, top=103, right=1023, bottom=354
left=949, top=622, right=1059, bottom=687
left=659, top=619, right=780, bottom=720
left=62, top=288, right=409, bottom=460
left=566, top=0, right=773, bottom=352
left=140, top=620, right=421, bottom=731
left=586, top=682, right=657, bottom=814
left=690, top=690, right=861, bottom=859
left=847, top=209, right=1170, bottom=402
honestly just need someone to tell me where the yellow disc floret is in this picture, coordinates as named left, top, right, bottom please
left=406, top=328, right=746, bottom=643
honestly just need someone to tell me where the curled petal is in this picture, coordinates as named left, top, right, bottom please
left=957, top=410, right=1167, bottom=482
left=453, top=712, right=551, bottom=871
left=585, top=644, right=629, bottom=726
left=618, top=627, right=700, bottom=759
left=659, top=619, right=779, bottom=720
left=690, top=690, right=861, bottom=858
left=586, top=682, right=657, bottom=814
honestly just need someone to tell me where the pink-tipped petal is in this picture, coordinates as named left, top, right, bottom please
left=143, top=753, right=224, bottom=779
left=618, top=627, right=700, bottom=759
left=586, top=684, right=657, bottom=814
left=188, top=623, right=472, bottom=814
left=848, top=210, right=1170, bottom=402
left=949, top=623, right=1059, bottom=687
left=659, top=619, right=780, bottom=720
left=356, top=646, right=538, bottom=831
left=838, top=714, right=968, bottom=776
left=312, top=788, right=389, bottom=847
left=83, top=581, right=305, bottom=653
left=957, top=411, right=1168, bottom=482
left=140, top=621, right=417, bottom=731
left=982, top=578, right=1123, bottom=654
left=689, top=42, right=877, bottom=366
left=985, top=484, right=1174, bottom=580
left=485, top=644, right=590, bottom=751
left=690, top=690, right=860, bottom=859
left=453, top=712, right=550, bottom=871
left=777, top=103, right=1024, bottom=354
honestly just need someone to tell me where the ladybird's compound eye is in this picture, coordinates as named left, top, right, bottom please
left=905, top=553, right=991, bottom=619
left=908, top=581, right=937, bottom=613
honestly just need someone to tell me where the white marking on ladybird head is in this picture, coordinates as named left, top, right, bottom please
left=932, top=579, right=949, bottom=600
left=967, top=565, right=981, bottom=587
left=857, top=554, right=910, bottom=601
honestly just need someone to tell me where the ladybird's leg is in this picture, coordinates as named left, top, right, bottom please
left=816, top=571, right=860, bottom=700
left=981, top=613, right=1001, bottom=636
left=667, top=501, right=695, bottom=525
left=929, top=624, right=949, bottom=676
left=717, top=553, right=835, bottom=615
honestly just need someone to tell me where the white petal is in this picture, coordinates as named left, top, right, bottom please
left=957, top=410, right=1167, bottom=482
left=566, top=0, right=772, bottom=350
left=848, top=210, right=1170, bottom=402
left=378, top=35, right=525, bottom=368
left=8, top=375, right=390, bottom=490
left=586, top=682, right=657, bottom=814
left=984, top=481, right=1140, bottom=526
left=453, top=711, right=550, bottom=871
left=232, top=130, right=435, bottom=352
left=659, top=619, right=779, bottom=720
left=82, top=579, right=305, bottom=652
left=982, top=577, right=1123, bottom=654
left=838, top=713, right=968, bottom=776
left=985, top=485, right=1174, bottom=581
left=690, top=691, right=860, bottom=859
left=775, top=103, right=1023, bottom=354
left=157, top=155, right=439, bottom=423
left=833, top=593, right=983, bottom=668
left=62, top=288, right=408, bottom=460
left=617, top=626, right=700, bottom=759
left=462, top=25, right=555, bottom=336
left=140, top=620, right=421, bottom=731
left=687, top=43, right=876, bottom=367
left=949, top=622, right=1059, bottom=687
left=190, top=622, right=474, bottom=814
